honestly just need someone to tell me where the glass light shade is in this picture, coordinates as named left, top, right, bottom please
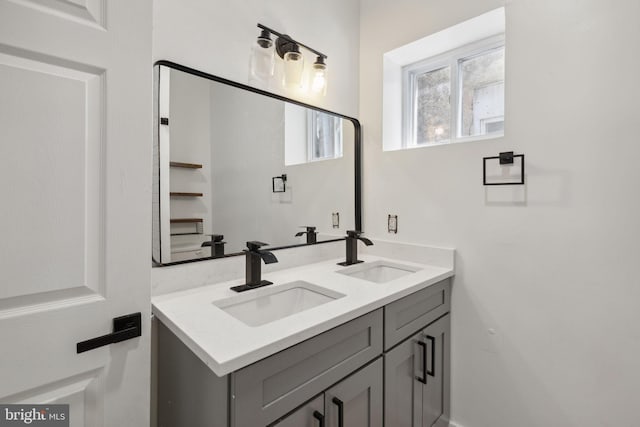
left=282, top=51, right=304, bottom=89
left=249, top=37, right=274, bottom=83
left=310, top=61, right=327, bottom=95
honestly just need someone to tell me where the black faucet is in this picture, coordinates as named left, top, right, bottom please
left=201, top=234, right=226, bottom=258
left=295, top=226, right=318, bottom=244
left=338, top=230, right=373, bottom=266
left=230, top=241, right=279, bottom=292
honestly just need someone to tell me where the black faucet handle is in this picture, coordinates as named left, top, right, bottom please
left=346, top=230, right=362, bottom=238
left=246, top=241, right=269, bottom=251
left=296, top=226, right=317, bottom=237
left=202, top=234, right=226, bottom=247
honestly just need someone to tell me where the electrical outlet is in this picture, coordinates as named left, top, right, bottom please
left=388, top=214, right=398, bottom=233
left=332, top=212, right=340, bottom=229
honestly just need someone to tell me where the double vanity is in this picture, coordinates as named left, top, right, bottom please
left=151, top=61, right=454, bottom=426
left=153, top=244, right=454, bottom=427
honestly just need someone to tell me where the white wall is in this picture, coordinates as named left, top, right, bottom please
left=153, top=0, right=360, bottom=257
left=169, top=69, right=213, bottom=254
left=209, top=82, right=356, bottom=253
left=359, top=1, right=640, bottom=426
left=209, top=80, right=289, bottom=253
left=153, top=0, right=360, bottom=117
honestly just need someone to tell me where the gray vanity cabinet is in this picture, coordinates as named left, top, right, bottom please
left=384, top=330, right=423, bottom=426
left=384, top=314, right=450, bottom=427
left=231, top=309, right=383, bottom=426
left=271, top=395, right=324, bottom=427
left=273, top=358, right=383, bottom=427
left=325, top=358, right=383, bottom=427
left=421, top=315, right=450, bottom=427
left=156, top=279, right=451, bottom=427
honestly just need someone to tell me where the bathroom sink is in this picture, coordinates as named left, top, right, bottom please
left=337, top=260, right=421, bottom=283
left=213, top=281, right=344, bottom=327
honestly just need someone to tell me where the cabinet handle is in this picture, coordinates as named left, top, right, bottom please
left=332, top=397, right=344, bottom=427
left=416, top=341, right=428, bottom=384
left=312, top=410, right=325, bottom=427
left=426, top=335, right=436, bottom=377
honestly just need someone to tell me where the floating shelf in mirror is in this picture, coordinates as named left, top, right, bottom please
left=170, top=161, right=203, bottom=169
left=170, top=192, right=203, bottom=197
left=152, top=61, right=361, bottom=266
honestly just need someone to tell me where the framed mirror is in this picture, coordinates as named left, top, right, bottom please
left=153, top=61, right=361, bottom=265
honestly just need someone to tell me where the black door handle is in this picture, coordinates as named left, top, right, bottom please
left=416, top=341, right=428, bottom=384
left=332, top=397, right=344, bottom=427
left=426, top=335, right=436, bottom=377
left=312, top=410, right=325, bottom=427
left=77, top=313, right=142, bottom=353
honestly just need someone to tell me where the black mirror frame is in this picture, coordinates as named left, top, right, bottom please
left=153, top=60, right=362, bottom=266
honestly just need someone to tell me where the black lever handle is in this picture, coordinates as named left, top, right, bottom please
left=416, top=341, right=428, bottom=384
left=77, top=313, right=142, bottom=354
left=332, top=397, right=344, bottom=427
left=246, top=241, right=269, bottom=251
left=426, top=335, right=436, bottom=377
left=346, top=230, right=362, bottom=238
left=312, top=410, right=325, bottom=427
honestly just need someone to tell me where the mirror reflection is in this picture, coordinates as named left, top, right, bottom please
left=153, top=63, right=358, bottom=265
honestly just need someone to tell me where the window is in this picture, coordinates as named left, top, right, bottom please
left=307, top=110, right=343, bottom=162
left=284, top=105, right=343, bottom=166
left=403, top=36, right=504, bottom=147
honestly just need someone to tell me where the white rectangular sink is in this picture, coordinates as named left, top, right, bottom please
left=337, top=260, right=422, bottom=283
left=213, top=281, right=345, bottom=327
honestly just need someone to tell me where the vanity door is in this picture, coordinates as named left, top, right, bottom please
left=271, top=395, right=324, bottom=427
left=421, top=315, right=450, bottom=427
left=324, top=358, right=383, bottom=427
left=384, top=331, right=423, bottom=426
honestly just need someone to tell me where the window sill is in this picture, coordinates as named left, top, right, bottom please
left=385, top=133, right=504, bottom=152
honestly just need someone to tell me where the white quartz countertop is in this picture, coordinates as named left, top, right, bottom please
left=152, top=254, right=454, bottom=376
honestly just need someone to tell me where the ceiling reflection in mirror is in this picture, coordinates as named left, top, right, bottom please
left=153, top=62, right=360, bottom=265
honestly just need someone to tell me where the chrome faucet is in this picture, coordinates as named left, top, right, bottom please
left=295, top=226, right=318, bottom=244
left=338, top=230, right=373, bottom=266
left=231, top=241, right=279, bottom=292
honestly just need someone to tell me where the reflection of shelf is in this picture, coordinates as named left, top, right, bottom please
left=170, top=192, right=203, bottom=197
left=170, top=161, right=202, bottom=169
left=170, top=218, right=203, bottom=224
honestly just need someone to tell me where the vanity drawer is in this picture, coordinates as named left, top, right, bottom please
left=384, top=279, right=451, bottom=350
left=230, top=309, right=383, bottom=427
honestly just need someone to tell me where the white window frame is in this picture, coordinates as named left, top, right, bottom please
left=306, top=110, right=343, bottom=162
left=402, top=34, right=505, bottom=148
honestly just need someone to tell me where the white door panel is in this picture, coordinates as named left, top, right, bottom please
left=5, top=0, right=106, bottom=29
left=0, top=0, right=151, bottom=426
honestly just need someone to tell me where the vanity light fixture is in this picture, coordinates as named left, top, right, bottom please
left=249, top=29, right=275, bottom=82
left=252, top=23, right=328, bottom=95
left=310, top=56, right=328, bottom=95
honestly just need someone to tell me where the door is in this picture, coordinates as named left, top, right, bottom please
left=325, top=358, right=383, bottom=427
left=384, top=331, right=423, bottom=426
left=422, top=315, right=450, bottom=426
left=271, top=395, right=324, bottom=427
left=0, top=1, right=152, bottom=426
